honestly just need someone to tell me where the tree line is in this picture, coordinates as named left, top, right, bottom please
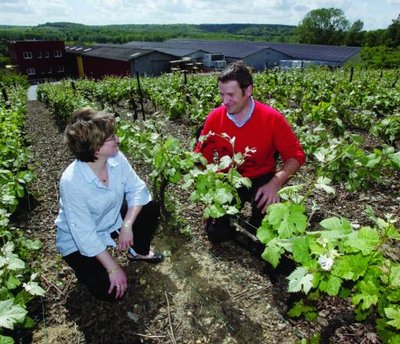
left=0, top=7, right=399, bottom=68
left=295, top=8, right=400, bottom=68
left=0, top=22, right=297, bottom=65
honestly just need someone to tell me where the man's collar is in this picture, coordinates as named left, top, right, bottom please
left=227, top=97, right=255, bottom=127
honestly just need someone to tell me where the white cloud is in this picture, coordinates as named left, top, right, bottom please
left=30, top=0, right=72, bottom=17
left=0, top=0, right=33, bottom=14
left=0, top=0, right=71, bottom=17
left=0, top=0, right=396, bottom=29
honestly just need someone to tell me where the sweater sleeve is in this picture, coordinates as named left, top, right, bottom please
left=272, top=112, right=306, bottom=166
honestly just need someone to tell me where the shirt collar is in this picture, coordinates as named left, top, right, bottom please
left=227, top=97, right=255, bottom=127
left=108, top=154, right=119, bottom=167
left=78, top=155, right=120, bottom=184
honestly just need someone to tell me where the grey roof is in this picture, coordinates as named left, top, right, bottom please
left=123, top=41, right=207, bottom=57
left=66, top=43, right=204, bottom=60
left=124, top=39, right=360, bottom=63
left=66, top=44, right=158, bottom=61
left=66, top=39, right=360, bottom=65
left=85, top=45, right=155, bottom=61
left=165, top=40, right=267, bottom=59
left=66, top=45, right=101, bottom=54
left=264, top=42, right=360, bottom=63
left=152, top=47, right=206, bottom=57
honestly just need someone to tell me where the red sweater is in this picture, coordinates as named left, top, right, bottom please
left=195, top=100, right=306, bottom=179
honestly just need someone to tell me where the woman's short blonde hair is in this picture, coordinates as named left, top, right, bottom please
left=65, top=107, right=116, bottom=162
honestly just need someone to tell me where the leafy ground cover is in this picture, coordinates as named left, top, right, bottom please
left=12, top=97, right=398, bottom=343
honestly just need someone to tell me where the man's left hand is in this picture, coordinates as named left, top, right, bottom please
left=254, top=180, right=281, bottom=213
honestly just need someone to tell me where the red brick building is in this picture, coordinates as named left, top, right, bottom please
left=65, top=44, right=177, bottom=78
left=8, top=40, right=66, bottom=82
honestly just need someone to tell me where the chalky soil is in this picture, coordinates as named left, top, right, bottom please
left=19, top=98, right=385, bottom=344
left=22, top=100, right=298, bottom=343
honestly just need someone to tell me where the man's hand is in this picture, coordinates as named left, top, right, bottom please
left=254, top=179, right=281, bottom=213
left=255, top=158, right=301, bottom=213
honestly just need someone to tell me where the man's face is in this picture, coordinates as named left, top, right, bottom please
left=218, top=80, right=252, bottom=115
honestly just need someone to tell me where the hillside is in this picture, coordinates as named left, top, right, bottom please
left=0, top=22, right=297, bottom=59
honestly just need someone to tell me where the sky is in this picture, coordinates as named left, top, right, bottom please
left=1, top=0, right=399, bottom=31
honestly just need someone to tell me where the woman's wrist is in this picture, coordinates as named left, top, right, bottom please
left=123, top=221, right=133, bottom=228
left=107, top=266, right=121, bottom=275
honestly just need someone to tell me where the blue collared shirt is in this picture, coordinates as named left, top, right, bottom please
left=55, top=151, right=151, bottom=257
left=227, top=97, right=255, bottom=127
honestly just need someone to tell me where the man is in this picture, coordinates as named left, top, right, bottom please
left=195, top=61, right=305, bottom=244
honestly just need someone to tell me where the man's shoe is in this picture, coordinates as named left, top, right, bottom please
left=206, top=219, right=236, bottom=244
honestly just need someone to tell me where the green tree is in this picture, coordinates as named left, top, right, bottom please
left=346, top=20, right=364, bottom=46
left=360, top=46, right=400, bottom=68
left=296, top=8, right=350, bottom=45
left=387, top=14, right=400, bottom=47
left=363, top=29, right=387, bottom=47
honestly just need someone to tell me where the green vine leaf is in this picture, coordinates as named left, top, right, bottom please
left=0, top=334, right=14, bottom=344
left=0, top=242, right=25, bottom=271
left=352, top=280, right=379, bottom=310
left=23, top=281, right=45, bottom=297
left=319, top=217, right=352, bottom=240
left=261, top=238, right=284, bottom=268
left=390, top=266, right=400, bottom=288
left=343, top=226, right=380, bottom=255
left=287, top=300, right=317, bottom=320
left=5, top=275, right=20, bottom=290
left=318, top=274, right=342, bottom=296
left=292, top=236, right=312, bottom=266
left=256, top=225, right=276, bottom=245
left=0, top=299, right=27, bottom=330
left=384, top=307, right=400, bottom=330
left=315, top=176, right=335, bottom=195
left=287, top=267, right=314, bottom=294
left=219, top=155, right=232, bottom=170
left=331, top=254, right=369, bottom=281
left=387, top=225, right=400, bottom=241
left=266, top=203, right=307, bottom=238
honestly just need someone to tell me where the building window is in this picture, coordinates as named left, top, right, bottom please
left=26, top=68, right=36, bottom=75
left=23, top=51, right=33, bottom=59
left=56, top=65, right=65, bottom=73
left=37, top=51, right=43, bottom=58
left=54, top=50, right=62, bottom=57
left=48, top=67, right=52, bottom=74
left=44, top=51, right=50, bottom=58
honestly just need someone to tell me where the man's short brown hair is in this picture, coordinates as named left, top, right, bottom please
left=217, top=61, right=253, bottom=91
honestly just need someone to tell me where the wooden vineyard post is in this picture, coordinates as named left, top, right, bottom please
left=136, top=71, right=145, bottom=120
left=349, top=66, right=354, bottom=83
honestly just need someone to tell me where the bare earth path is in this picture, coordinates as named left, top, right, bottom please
left=23, top=100, right=300, bottom=343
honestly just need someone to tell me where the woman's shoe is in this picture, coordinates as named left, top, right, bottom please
left=127, top=252, right=164, bottom=264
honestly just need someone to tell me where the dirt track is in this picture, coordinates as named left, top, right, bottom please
left=17, top=97, right=394, bottom=343
left=23, top=100, right=300, bottom=343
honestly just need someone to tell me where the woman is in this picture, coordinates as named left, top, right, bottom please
left=55, top=107, right=163, bottom=302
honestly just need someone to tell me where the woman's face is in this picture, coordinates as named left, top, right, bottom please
left=97, top=134, right=120, bottom=158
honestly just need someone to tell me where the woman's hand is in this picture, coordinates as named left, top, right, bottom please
left=117, top=225, right=134, bottom=250
left=108, top=267, right=128, bottom=299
